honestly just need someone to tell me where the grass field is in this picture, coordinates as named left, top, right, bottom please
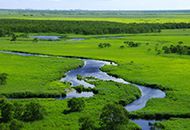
left=1, top=10, right=190, bottom=24
left=0, top=53, right=82, bottom=95
left=1, top=16, right=190, bottom=24
left=0, top=28, right=190, bottom=129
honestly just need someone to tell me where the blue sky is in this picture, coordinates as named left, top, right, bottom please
left=0, top=0, right=190, bottom=10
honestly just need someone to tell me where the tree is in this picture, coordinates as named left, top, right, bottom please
left=22, top=102, right=44, bottom=121
left=100, top=104, right=129, bottom=130
left=79, top=116, right=96, bottom=130
left=0, top=73, right=8, bottom=85
left=9, top=119, right=23, bottom=130
left=67, top=98, right=85, bottom=112
left=1, top=102, right=15, bottom=122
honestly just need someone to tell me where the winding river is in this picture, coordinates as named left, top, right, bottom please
left=0, top=51, right=166, bottom=130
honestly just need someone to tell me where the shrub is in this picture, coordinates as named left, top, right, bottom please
left=1, top=102, right=15, bottom=122
left=0, top=123, right=9, bottom=130
left=77, top=74, right=83, bottom=80
left=124, top=41, right=139, bottom=47
left=100, top=104, right=129, bottom=130
left=22, top=102, right=44, bottom=122
left=98, top=43, right=111, bottom=48
left=10, top=33, right=17, bottom=41
left=33, top=38, right=38, bottom=43
left=0, top=73, right=8, bottom=85
left=9, top=119, right=23, bottom=130
left=74, top=86, right=99, bottom=94
left=120, top=45, right=125, bottom=49
left=79, top=116, right=96, bottom=130
left=162, top=44, right=190, bottom=55
left=14, top=103, right=25, bottom=120
left=67, top=98, right=85, bottom=112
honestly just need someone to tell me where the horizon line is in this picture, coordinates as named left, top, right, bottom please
left=0, top=8, right=190, bottom=12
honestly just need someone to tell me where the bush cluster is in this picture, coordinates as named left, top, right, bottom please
left=0, top=73, right=8, bottom=86
left=162, top=44, right=190, bottom=55
left=74, top=86, right=99, bottom=94
left=98, top=43, right=111, bottom=48
left=124, top=41, right=139, bottom=47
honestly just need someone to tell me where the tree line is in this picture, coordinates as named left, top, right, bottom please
left=0, top=19, right=162, bottom=35
left=1, top=19, right=190, bottom=35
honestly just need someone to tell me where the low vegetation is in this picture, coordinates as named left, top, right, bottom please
left=124, top=41, right=140, bottom=47
left=0, top=73, right=8, bottom=85
left=162, top=44, right=190, bottom=55
left=98, top=43, right=111, bottom=48
left=66, top=98, right=85, bottom=112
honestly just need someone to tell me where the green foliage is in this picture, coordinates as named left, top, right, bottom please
left=0, top=29, right=6, bottom=37
left=10, top=33, right=17, bottom=41
left=98, top=43, right=111, bottom=48
left=120, top=45, right=125, bottom=49
left=0, top=19, right=165, bottom=35
left=9, top=119, right=23, bottom=130
left=100, top=104, right=129, bottom=130
left=74, top=85, right=98, bottom=94
left=33, top=38, right=38, bottom=43
left=22, top=102, right=44, bottom=122
left=0, top=100, right=44, bottom=123
left=67, top=98, right=85, bottom=112
left=124, top=41, right=139, bottom=47
left=2, top=91, right=66, bottom=98
left=162, top=44, right=190, bottom=55
left=1, top=102, right=15, bottom=122
left=0, top=123, right=9, bottom=130
left=79, top=116, right=96, bottom=130
left=0, top=73, right=8, bottom=85
left=13, top=103, right=25, bottom=120
left=77, top=74, right=83, bottom=80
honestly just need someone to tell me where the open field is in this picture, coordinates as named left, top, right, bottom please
left=0, top=53, right=82, bottom=95
left=1, top=10, right=190, bottom=23
left=1, top=17, right=190, bottom=24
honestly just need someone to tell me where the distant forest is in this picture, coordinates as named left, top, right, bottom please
left=0, top=19, right=190, bottom=35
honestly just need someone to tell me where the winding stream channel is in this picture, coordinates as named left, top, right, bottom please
left=0, top=51, right=166, bottom=130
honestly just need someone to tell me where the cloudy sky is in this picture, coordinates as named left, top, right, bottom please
left=0, top=0, right=190, bottom=10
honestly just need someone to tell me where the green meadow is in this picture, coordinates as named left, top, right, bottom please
left=0, top=53, right=82, bottom=95
left=1, top=10, right=190, bottom=24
